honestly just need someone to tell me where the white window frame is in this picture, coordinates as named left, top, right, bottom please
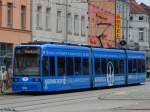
left=67, top=13, right=72, bottom=34
left=139, top=28, right=144, bottom=41
left=81, top=16, right=86, bottom=36
left=56, top=10, right=62, bottom=33
left=74, top=14, right=79, bottom=35
left=45, top=7, right=51, bottom=31
left=36, top=6, right=42, bottom=29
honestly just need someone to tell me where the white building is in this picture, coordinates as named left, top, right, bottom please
left=31, top=0, right=88, bottom=45
left=129, top=0, right=149, bottom=50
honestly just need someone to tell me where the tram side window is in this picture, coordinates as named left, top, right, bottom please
left=132, top=59, right=137, bottom=73
left=114, top=60, right=124, bottom=74
left=95, top=58, right=101, bottom=75
left=128, top=59, right=137, bottom=73
left=128, top=60, right=132, bottom=73
left=66, top=57, right=74, bottom=76
left=42, top=56, right=49, bottom=76
left=114, top=60, right=119, bottom=74
left=49, top=56, right=55, bottom=76
left=141, top=60, right=146, bottom=73
left=58, top=57, right=65, bottom=76
left=83, top=58, right=89, bottom=75
left=137, top=60, right=141, bottom=73
left=74, top=57, right=81, bottom=75
left=101, top=59, right=107, bottom=74
left=119, top=60, right=124, bottom=73
left=138, top=60, right=145, bottom=73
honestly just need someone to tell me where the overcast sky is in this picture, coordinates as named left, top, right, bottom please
left=136, top=0, right=150, bottom=6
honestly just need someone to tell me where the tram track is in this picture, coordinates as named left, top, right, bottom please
left=16, top=93, right=99, bottom=112
left=0, top=83, right=144, bottom=105
left=0, top=85, right=137, bottom=106
left=0, top=83, right=147, bottom=112
left=0, top=90, right=98, bottom=106
left=0, top=90, right=103, bottom=111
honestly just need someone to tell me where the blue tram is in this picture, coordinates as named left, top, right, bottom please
left=12, top=43, right=146, bottom=92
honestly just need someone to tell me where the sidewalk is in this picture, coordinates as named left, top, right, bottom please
left=146, top=78, right=150, bottom=81
left=0, top=88, right=12, bottom=95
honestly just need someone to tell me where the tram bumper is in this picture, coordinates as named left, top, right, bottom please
left=12, top=82, right=42, bottom=92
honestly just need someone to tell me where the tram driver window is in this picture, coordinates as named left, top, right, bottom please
left=58, top=57, right=65, bottom=76
left=42, top=56, right=49, bottom=76
left=83, top=58, right=89, bottom=75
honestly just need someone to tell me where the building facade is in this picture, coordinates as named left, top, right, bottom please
left=139, top=3, right=150, bottom=69
left=0, top=0, right=31, bottom=69
left=129, top=0, right=149, bottom=51
left=31, top=0, right=88, bottom=45
left=116, top=0, right=130, bottom=47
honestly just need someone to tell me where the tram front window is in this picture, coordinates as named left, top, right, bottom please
left=14, top=48, right=40, bottom=76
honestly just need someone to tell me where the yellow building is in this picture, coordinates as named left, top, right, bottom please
left=0, top=0, right=31, bottom=70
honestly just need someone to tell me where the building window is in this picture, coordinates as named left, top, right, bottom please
left=74, top=15, right=79, bottom=35
left=36, top=6, right=42, bottom=29
left=139, top=16, right=144, bottom=21
left=67, top=13, right=72, bottom=34
left=0, top=43, right=13, bottom=57
left=0, top=1, right=2, bottom=26
left=130, top=16, right=133, bottom=21
left=7, top=3, right=13, bottom=27
left=81, top=16, right=86, bottom=36
left=139, top=28, right=144, bottom=41
left=21, top=5, right=26, bottom=29
left=45, top=8, right=51, bottom=31
left=57, top=10, right=62, bottom=33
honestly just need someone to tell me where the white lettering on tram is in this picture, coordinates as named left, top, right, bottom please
left=44, top=78, right=89, bottom=89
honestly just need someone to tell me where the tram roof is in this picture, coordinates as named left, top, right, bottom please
left=17, top=42, right=146, bottom=54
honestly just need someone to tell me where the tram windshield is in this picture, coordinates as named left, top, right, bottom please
left=14, top=47, right=40, bottom=76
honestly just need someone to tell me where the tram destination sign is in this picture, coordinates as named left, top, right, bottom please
left=16, top=48, right=40, bottom=54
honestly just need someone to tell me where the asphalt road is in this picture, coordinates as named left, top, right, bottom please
left=0, top=81, right=150, bottom=112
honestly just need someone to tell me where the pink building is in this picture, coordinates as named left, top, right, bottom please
left=88, top=0, right=116, bottom=48
left=0, top=0, right=31, bottom=69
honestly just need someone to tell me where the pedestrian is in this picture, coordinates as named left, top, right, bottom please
left=0, top=68, right=7, bottom=93
left=7, top=66, right=13, bottom=88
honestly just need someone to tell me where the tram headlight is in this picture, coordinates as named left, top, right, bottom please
left=32, top=78, right=40, bottom=82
